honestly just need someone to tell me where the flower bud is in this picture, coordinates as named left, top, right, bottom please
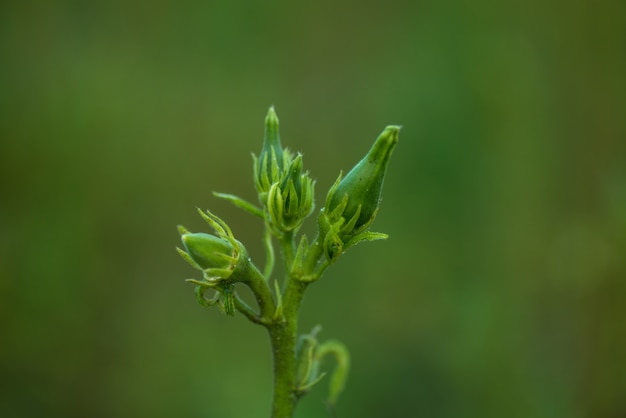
left=180, top=232, right=235, bottom=271
left=325, top=125, right=399, bottom=234
left=176, top=210, right=244, bottom=283
left=312, top=126, right=398, bottom=264
left=254, top=106, right=293, bottom=200
left=267, top=153, right=315, bottom=233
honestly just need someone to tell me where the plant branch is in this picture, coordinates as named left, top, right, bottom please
left=234, top=292, right=267, bottom=325
left=268, top=277, right=308, bottom=418
left=242, top=262, right=276, bottom=322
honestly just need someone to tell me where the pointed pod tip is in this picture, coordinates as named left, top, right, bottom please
left=369, top=126, right=399, bottom=162
left=177, top=225, right=190, bottom=235
left=266, top=106, right=279, bottom=124
left=380, top=125, right=401, bottom=144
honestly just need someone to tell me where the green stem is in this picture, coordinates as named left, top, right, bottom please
left=242, top=261, right=276, bottom=321
left=267, top=278, right=308, bottom=418
left=234, top=293, right=267, bottom=325
left=280, top=230, right=296, bottom=273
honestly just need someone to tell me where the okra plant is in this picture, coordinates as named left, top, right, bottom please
left=177, top=107, right=399, bottom=418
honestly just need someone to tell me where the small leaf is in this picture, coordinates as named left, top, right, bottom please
left=213, top=192, right=264, bottom=218
left=291, top=234, right=309, bottom=279
left=295, top=334, right=317, bottom=389
left=294, top=325, right=324, bottom=396
left=315, top=340, right=350, bottom=406
left=343, top=231, right=388, bottom=252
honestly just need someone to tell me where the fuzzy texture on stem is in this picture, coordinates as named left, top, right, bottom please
left=268, top=279, right=308, bottom=418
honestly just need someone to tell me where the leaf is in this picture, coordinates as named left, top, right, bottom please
left=343, top=231, right=388, bottom=252
left=315, top=340, right=350, bottom=406
left=213, top=192, right=264, bottom=218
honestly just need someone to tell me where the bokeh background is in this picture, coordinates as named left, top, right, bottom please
left=1, top=0, right=625, bottom=417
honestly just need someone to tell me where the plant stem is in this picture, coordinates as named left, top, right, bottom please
left=280, top=230, right=295, bottom=272
left=268, top=278, right=308, bottom=418
left=242, top=261, right=275, bottom=321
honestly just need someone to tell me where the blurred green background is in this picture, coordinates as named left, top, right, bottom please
left=1, top=0, right=625, bottom=417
